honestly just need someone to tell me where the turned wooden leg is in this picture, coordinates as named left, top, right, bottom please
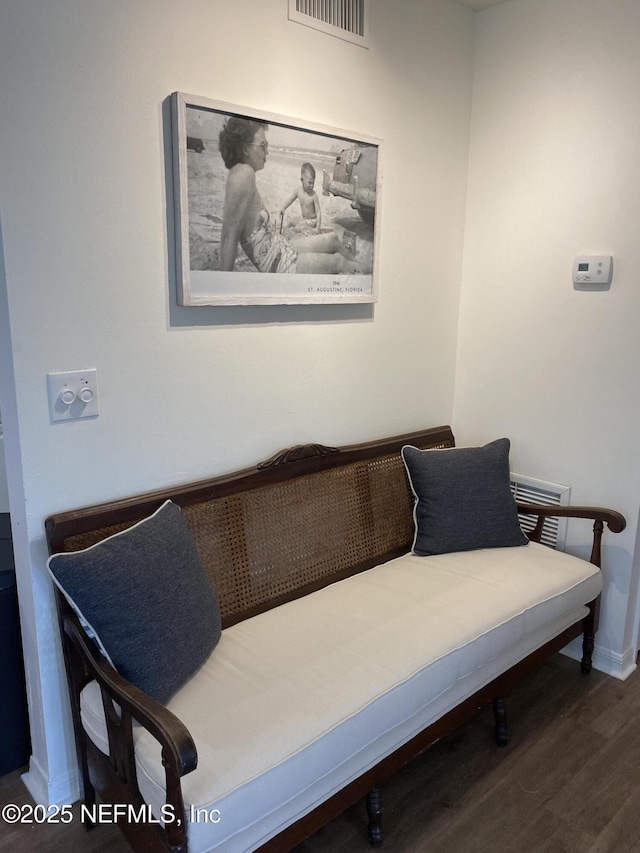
left=79, top=756, right=96, bottom=830
left=581, top=597, right=599, bottom=675
left=581, top=632, right=594, bottom=675
left=366, top=788, right=383, bottom=847
left=493, top=697, right=509, bottom=747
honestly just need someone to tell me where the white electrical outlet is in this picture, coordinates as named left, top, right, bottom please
left=47, top=369, right=99, bottom=422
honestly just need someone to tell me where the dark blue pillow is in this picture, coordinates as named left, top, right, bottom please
left=48, top=500, right=221, bottom=704
left=401, top=438, right=528, bottom=556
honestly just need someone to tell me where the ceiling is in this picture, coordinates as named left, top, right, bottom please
left=455, top=0, right=511, bottom=9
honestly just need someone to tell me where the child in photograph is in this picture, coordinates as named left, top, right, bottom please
left=279, top=163, right=322, bottom=234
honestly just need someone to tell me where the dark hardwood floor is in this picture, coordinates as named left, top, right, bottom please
left=2, top=653, right=640, bottom=853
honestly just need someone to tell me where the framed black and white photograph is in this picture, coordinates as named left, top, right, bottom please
left=171, top=92, right=381, bottom=306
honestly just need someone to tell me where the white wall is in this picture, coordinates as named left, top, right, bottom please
left=0, top=0, right=475, bottom=804
left=455, top=0, right=640, bottom=678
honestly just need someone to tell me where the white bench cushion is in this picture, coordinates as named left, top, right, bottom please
left=80, top=542, right=600, bottom=852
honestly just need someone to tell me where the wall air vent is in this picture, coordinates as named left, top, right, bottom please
left=510, top=473, right=571, bottom=550
left=288, top=0, right=370, bottom=49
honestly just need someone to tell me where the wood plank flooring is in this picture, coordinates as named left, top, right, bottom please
left=2, top=653, right=640, bottom=853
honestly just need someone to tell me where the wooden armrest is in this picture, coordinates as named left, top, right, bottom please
left=515, top=503, right=626, bottom=567
left=64, top=614, right=197, bottom=777
left=516, top=504, right=626, bottom=533
left=62, top=613, right=195, bottom=848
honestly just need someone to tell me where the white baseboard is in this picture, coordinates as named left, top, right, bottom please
left=561, top=638, right=637, bottom=681
left=21, top=754, right=80, bottom=806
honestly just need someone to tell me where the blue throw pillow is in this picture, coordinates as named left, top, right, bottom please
left=48, top=500, right=221, bottom=704
left=401, top=438, right=528, bottom=556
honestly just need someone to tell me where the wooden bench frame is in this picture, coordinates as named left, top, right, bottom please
left=45, top=425, right=625, bottom=853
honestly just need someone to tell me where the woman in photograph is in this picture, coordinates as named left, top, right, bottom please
left=219, top=117, right=365, bottom=274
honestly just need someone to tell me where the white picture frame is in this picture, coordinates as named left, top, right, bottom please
left=171, top=92, right=381, bottom=306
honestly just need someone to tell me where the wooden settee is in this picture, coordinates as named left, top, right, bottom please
left=45, top=425, right=625, bottom=853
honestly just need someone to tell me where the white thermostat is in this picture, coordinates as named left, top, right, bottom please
left=572, top=255, right=613, bottom=286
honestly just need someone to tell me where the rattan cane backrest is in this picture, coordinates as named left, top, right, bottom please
left=179, top=450, right=414, bottom=624
left=46, top=426, right=454, bottom=627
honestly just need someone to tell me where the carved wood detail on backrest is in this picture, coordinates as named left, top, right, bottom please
left=257, top=443, right=340, bottom=469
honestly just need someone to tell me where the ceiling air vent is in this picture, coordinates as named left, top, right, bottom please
left=510, top=473, right=571, bottom=550
left=288, top=0, right=370, bottom=49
